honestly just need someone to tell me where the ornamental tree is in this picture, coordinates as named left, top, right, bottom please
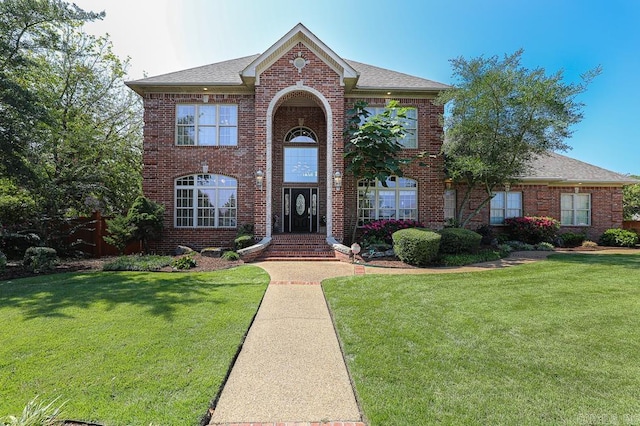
left=437, top=49, right=600, bottom=228
left=623, top=175, right=640, bottom=220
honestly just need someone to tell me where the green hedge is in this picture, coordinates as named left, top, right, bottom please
left=23, top=246, right=58, bottom=273
left=438, top=228, right=482, bottom=254
left=392, top=228, right=441, bottom=267
left=599, top=228, right=639, bottom=247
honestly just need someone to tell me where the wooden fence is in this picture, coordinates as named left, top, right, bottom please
left=622, top=220, right=640, bottom=234
left=66, top=211, right=142, bottom=258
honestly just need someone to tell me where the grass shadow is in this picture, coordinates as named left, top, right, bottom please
left=546, top=252, right=640, bottom=269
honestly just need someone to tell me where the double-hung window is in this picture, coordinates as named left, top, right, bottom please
left=176, top=104, right=238, bottom=146
left=490, top=191, right=522, bottom=224
left=358, top=177, right=418, bottom=225
left=364, top=106, right=418, bottom=149
left=561, top=193, right=591, bottom=226
left=175, top=174, right=237, bottom=228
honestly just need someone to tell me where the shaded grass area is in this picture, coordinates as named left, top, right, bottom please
left=0, top=266, right=269, bottom=425
left=324, top=253, right=640, bottom=425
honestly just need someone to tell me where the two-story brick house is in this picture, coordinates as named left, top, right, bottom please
left=126, top=23, right=634, bottom=257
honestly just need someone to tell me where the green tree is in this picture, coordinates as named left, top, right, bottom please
left=0, top=0, right=103, bottom=180
left=344, top=100, right=412, bottom=242
left=437, top=50, right=600, bottom=228
left=103, top=214, right=135, bottom=255
left=623, top=175, right=640, bottom=220
left=127, top=196, right=164, bottom=254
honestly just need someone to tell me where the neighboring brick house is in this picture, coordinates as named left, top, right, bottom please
left=126, top=23, right=634, bottom=256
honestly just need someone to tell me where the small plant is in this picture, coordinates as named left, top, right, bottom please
left=392, top=228, right=441, bottom=266
left=505, top=240, right=535, bottom=251
left=534, top=242, right=555, bottom=251
left=504, top=216, right=560, bottom=244
left=103, top=255, right=172, bottom=271
left=170, top=253, right=197, bottom=270
left=581, top=240, right=598, bottom=249
left=438, top=228, right=482, bottom=254
left=234, top=234, right=254, bottom=250
left=222, top=250, right=240, bottom=261
left=599, top=228, right=639, bottom=247
left=362, top=219, right=425, bottom=246
left=497, top=243, right=513, bottom=257
left=2, top=395, right=65, bottom=426
left=23, top=247, right=58, bottom=273
left=559, top=231, right=586, bottom=248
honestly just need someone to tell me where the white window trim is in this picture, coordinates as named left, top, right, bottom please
left=490, top=191, right=523, bottom=225
left=561, top=193, right=591, bottom=226
left=357, top=176, right=418, bottom=225
left=174, top=174, right=237, bottom=228
left=364, top=106, right=418, bottom=149
left=175, top=104, right=238, bottom=146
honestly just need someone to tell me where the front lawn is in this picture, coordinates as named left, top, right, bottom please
left=324, top=253, right=640, bottom=425
left=0, top=266, right=269, bottom=425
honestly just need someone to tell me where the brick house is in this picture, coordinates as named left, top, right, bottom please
left=126, top=23, right=634, bottom=257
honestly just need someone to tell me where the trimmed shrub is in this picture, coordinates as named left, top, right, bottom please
left=438, top=228, right=482, bottom=254
left=222, top=250, right=240, bottom=261
left=362, top=219, right=425, bottom=246
left=234, top=234, right=254, bottom=250
left=440, top=249, right=505, bottom=266
left=559, top=232, right=586, bottom=248
left=392, top=228, right=441, bottom=266
left=0, top=250, right=6, bottom=273
left=581, top=240, right=598, bottom=249
left=504, top=216, right=560, bottom=244
left=599, top=228, right=639, bottom=247
left=23, top=246, right=58, bottom=273
left=171, top=253, right=197, bottom=270
left=534, top=242, right=555, bottom=251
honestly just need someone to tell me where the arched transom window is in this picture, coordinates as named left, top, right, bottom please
left=358, top=176, right=418, bottom=225
left=175, top=174, right=237, bottom=228
left=284, top=126, right=318, bottom=183
left=285, top=126, right=317, bottom=143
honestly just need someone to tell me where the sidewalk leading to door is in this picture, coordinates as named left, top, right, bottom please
left=208, top=262, right=361, bottom=425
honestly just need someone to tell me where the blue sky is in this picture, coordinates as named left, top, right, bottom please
left=74, top=0, right=640, bottom=175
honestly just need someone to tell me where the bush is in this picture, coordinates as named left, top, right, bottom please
left=234, top=234, right=254, bottom=250
left=581, top=240, right=598, bottom=249
left=104, top=214, right=135, bottom=255
left=362, top=219, right=425, bottom=246
left=599, top=228, right=639, bottom=247
left=392, top=228, right=441, bottom=266
left=439, top=249, right=505, bottom=266
left=102, top=255, right=172, bottom=271
left=170, top=253, right=197, bottom=270
left=475, top=224, right=494, bottom=245
left=438, top=228, right=482, bottom=254
left=127, top=196, right=164, bottom=253
left=504, top=216, right=560, bottom=244
left=497, top=243, right=513, bottom=256
left=505, top=240, right=535, bottom=251
left=534, top=242, right=555, bottom=251
left=23, top=247, right=58, bottom=273
left=236, top=223, right=254, bottom=236
left=222, top=250, right=240, bottom=261
left=0, top=231, right=41, bottom=259
left=0, top=250, right=6, bottom=273
left=559, top=231, right=586, bottom=248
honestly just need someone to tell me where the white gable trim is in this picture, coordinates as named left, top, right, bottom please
left=265, top=84, right=334, bottom=238
left=242, top=23, right=358, bottom=87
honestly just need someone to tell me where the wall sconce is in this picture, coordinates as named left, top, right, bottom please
left=334, top=171, right=342, bottom=190
left=504, top=182, right=511, bottom=192
left=574, top=186, right=580, bottom=194
left=444, top=179, right=453, bottom=190
left=298, top=117, right=305, bottom=127
left=203, top=94, right=209, bottom=103
left=256, top=170, right=264, bottom=190
left=202, top=161, right=209, bottom=174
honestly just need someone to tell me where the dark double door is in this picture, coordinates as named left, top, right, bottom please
left=283, top=188, right=318, bottom=233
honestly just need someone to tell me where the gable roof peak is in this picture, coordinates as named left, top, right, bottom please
left=240, top=23, right=358, bottom=87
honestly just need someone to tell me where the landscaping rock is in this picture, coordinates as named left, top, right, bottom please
left=175, top=245, right=195, bottom=255
left=201, top=247, right=230, bottom=258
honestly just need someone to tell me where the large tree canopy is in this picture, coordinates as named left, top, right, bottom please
left=438, top=49, right=600, bottom=228
left=623, top=176, right=640, bottom=220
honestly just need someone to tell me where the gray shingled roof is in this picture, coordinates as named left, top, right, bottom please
left=521, top=151, right=637, bottom=184
left=126, top=55, right=449, bottom=91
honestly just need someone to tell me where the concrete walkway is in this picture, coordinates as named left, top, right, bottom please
left=209, top=261, right=363, bottom=426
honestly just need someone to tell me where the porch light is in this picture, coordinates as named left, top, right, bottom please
left=444, top=178, right=453, bottom=190
left=334, top=171, right=342, bottom=190
left=202, top=161, right=209, bottom=174
left=504, top=182, right=511, bottom=192
left=256, top=169, right=264, bottom=190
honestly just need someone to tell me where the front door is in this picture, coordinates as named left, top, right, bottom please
left=283, top=188, right=318, bottom=233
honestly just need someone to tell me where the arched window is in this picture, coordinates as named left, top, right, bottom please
left=285, top=126, right=317, bottom=143
left=175, top=174, right=237, bottom=228
left=357, top=176, right=418, bottom=225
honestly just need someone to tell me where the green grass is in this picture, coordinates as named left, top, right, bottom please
left=324, top=253, right=640, bottom=425
left=0, top=266, right=269, bottom=425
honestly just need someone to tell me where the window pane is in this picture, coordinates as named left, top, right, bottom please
left=197, top=174, right=216, bottom=186
left=219, top=126, right=237, bottom=146
left=506, top=192, right=522, bottom=209
left=491, top=192, right=505, bottom=209
left=218, top=189, right=237, bottom=227
left=219, top=105, right=237, bottom=125
left=378, top=190, right=396, bottom=219
left=444, top=189, right=456, bottom=220
left=177, top=105, right=195, bottom=124
left=561, top=210, right=574, bottom=226
left=490, top=210, right=505, bottom=225
left=199, top=105, right=216, bottom=125
left=561, top=194, right=573, bottom=209
left=198, top=126, right=217, bottom=145
left=284, top=147, right=318, bottom=182
left=197, top=189, right=216, bottom=227
left=576, top=194, right=590, bottom=210
left=575, top=210, right=590, bottom=226
left=177, top=126, right=195, bottom=145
